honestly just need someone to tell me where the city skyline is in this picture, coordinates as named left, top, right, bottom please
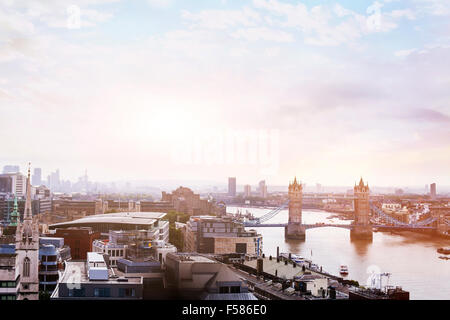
left=1, top=161, right=448, bottom=194
left=1, top=0, right=450, bottom=186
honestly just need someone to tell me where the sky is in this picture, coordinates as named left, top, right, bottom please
left=0, top=0, right=449, bottom=187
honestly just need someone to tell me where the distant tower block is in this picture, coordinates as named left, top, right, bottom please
left=350, top=177, right=373, bottom=241
left=285, top=177, right=306, bottom=240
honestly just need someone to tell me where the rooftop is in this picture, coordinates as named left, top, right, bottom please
left=59, top=260, right=142, bottom=285
left=49, top=211, right=167, bottom=229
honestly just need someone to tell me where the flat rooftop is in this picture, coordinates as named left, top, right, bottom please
left=169, top=253, right=217, bottom=263
left=59, top=261, right=142, bottom=285
left=49, top=212, right=167, bottom=229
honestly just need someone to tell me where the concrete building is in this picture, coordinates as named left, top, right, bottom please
left=93, top=238, right=126, bottom=267
left=0, top=174, right=13, bottom=194
left=32, top=168, right=42, bottom=186
left=184, top=216, right=262, bottom=256
left=430, top=183, right=437, bottom=200
left=244, top=185, right=251, bottom=198
left=51, top=252, right=143, bottom=300
left=0, top=173, right=27, bottom=197
left=115, top=258, right=165, bottom=299
left=38, top=237, right=71, bottom=292
left=228, top=177, right=236, bottom=197
left=165, top=252, right=255, bottom=300
left=0, top=244, right=19, bottom=300
left=258, top=180, right=267, bottom=198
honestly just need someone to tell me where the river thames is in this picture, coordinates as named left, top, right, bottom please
left=227, top=206, right=450, bottom=300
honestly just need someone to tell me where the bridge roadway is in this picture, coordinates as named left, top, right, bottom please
left=243, top=222, right=436, bottom=230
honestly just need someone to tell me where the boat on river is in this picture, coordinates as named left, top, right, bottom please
left=340, top=265, right=349, bottom=275
left=437, top=247, right=450, bottom=254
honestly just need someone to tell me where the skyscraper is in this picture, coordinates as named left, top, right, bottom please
left=244, top=185, right=251, bottom=198
left=430, top=183, right=436, bottom=200
left=228, top=177, right=236, bottom=197
left=258, top=180, right=267, bottom=198
left=32, top=168, right=42, bottom=186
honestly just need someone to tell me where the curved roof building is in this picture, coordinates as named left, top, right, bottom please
left=49, top=211, right=168, bottom=234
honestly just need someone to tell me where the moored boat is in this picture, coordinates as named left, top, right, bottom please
left=437, top=247, right=450, bottom=254
left=340, top=265, right=349, bottom=275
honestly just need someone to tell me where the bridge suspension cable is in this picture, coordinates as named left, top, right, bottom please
left=257, top=201, right=289, bottom=223
left=370, top=203, right=437, bottom=228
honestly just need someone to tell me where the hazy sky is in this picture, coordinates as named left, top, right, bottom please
left=1, top=0, right=449, bottom=187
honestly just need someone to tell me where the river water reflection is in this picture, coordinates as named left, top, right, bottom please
left=227, top=206, right=450, bottom=300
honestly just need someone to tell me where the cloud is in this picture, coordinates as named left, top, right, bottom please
left=252, top=0, right=412, bottom=46
left=231, top=27, right=294, bottom=42
left=147, top=0, right=173, bottom=8
left=403, top=108, right=450, bottom=123
left=181, top=7, right=261, bottom=30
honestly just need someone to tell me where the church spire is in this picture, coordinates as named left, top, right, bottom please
left=24, top=162, right=32, bottom=220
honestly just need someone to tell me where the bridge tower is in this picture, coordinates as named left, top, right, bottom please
left=350, top=177, right=373, bottom=240
left=285, top=177, right=306, bottom=240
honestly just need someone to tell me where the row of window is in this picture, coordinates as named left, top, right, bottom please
left=0, top=295, right=16, bottom=300
left=67, top=287, right=136, bottom=298
left=0, top=281, right=17, bottom=288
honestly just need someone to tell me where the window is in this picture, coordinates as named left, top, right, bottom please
left=0, top=281, right=16, bottom=288
left=230, top=286, right=241, bottom=293
left=94, top=288, right=110, bottom=298
left=219, top=286, right=230, bottom=294
left=235, top=243, right=247, bottom=254
left=119, top=288, right=135, bottom=298
left=23, top=257, right=30, bottom=278
left=68, top=288, right=85, bottom=297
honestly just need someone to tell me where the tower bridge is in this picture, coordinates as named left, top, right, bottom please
left=242, top=177, right=449, bottom=240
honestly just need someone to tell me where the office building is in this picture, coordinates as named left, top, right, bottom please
left=228, top=177, right=236, bottom=197
left=430, top=183, right=437, bottom=200
left=0, top=175, right=12, bottom=193
left=38, top=237, right=71, bottom=292
left=258, top=180, right=267, bottom=198
left=51, top=252, right=143, bottom=300
left=32, top=168, right=42, bottom=186
left=115, top=258, right=165, bottom=299
left=184, top=216, right=262, bottom=256
left=2, top=165, right=20, bottom=174
left=0, top=173, right=27, bottom=197
left=165, top=252, right=256, bottom=300
left=244, top=185, right=251, bottom=198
